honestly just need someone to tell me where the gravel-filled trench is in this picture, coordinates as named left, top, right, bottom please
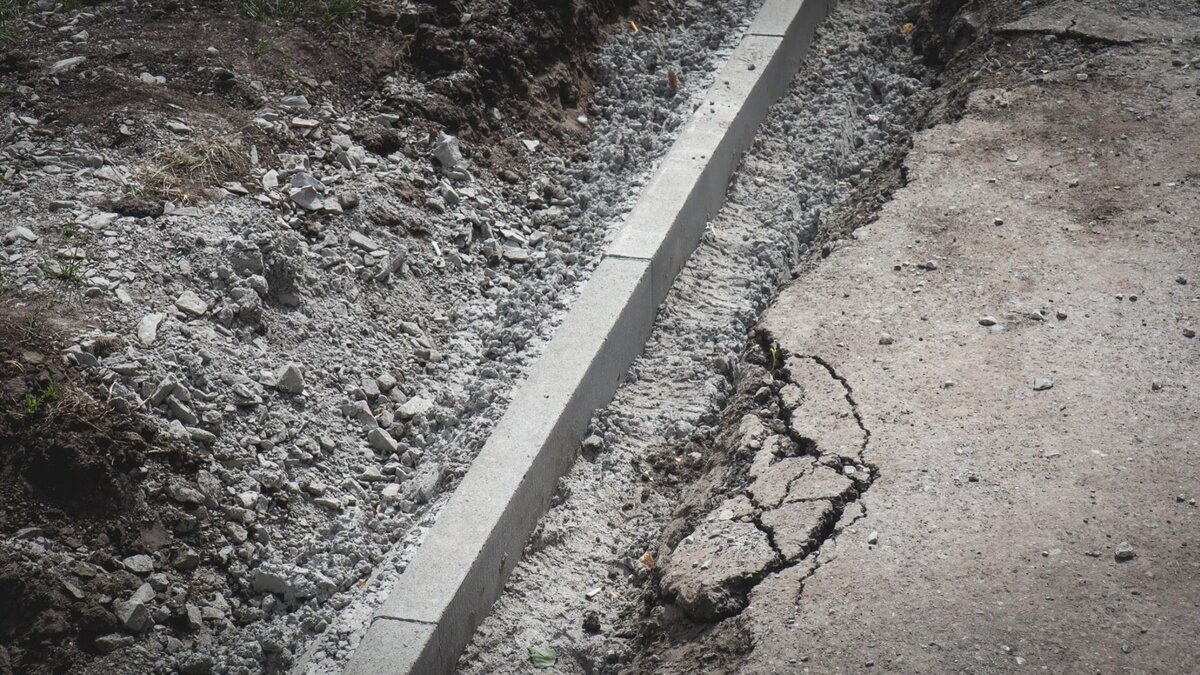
left=459, top=0, right=940, bottom=670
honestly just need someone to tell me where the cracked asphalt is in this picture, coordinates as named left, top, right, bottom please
left=665, top=4, right=1200, bottom=671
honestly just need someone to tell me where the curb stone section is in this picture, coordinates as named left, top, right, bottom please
left=345, top=1, right=834, bottom=671
left=609, top=0, right=834, bottom=306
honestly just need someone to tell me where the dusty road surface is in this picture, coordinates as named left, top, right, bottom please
left=640, top=2, right=1200, bottom=673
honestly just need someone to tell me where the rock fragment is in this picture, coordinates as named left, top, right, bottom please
left=1114, top=541, right=1136, bottom=562
left=137, top=313, right=164, bottom=346
left=274, top=363, right=305, bottom=395
left=175, top=291, right=208, bottom=316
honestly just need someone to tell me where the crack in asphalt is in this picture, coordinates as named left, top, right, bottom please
left=735, top=340, right=879, bottom=607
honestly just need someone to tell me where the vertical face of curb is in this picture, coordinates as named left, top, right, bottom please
left=348, top=258, right=654, bottom=674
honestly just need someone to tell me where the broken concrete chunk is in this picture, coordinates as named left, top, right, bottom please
left=661, top=520, right=777, bottom=621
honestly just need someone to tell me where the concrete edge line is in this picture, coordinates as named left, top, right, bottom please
left=345, top=0, right=835, bottom=672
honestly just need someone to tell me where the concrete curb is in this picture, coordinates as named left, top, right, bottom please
left=345, top=1, right=835, bottom=672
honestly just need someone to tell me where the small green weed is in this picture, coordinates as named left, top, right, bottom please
left=23, top=380, right=59, bottom=415
left=47, top=257, right=87, bottom=285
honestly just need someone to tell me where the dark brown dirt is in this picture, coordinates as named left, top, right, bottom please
left=0, top=302, right=164, bottom=674
left=0, top=0, right=636, bottom=164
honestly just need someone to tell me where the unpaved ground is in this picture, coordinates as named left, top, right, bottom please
left=0, top=0, right=765, bottom=672
left=635, top=0, right=1200, bottom=672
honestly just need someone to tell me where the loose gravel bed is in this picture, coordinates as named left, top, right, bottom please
left=0, top=1, right=766, bottom=672
left=459, top=0, right=936, bottom=671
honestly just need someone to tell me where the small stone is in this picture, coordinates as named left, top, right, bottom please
left=175, top=291, right=208, bottom=316
left=115, top=599, right=151, bottom=632
left=3, top=226, right=37, bottom=244
left=289, top=186, right=323, bottom=211
left=1032, top=378, right=1054, bottom=391
left=581, top=435, right=604, bottom=452
left=313, top=496, right=342, bottom=510
left=130, top=582, right=155, bottom=605
left=993, top=217, right=1005, bottom=226
left=281, top=95, right=311, bottom=110
left=381, top=483, right=402, bottom=502
left=348, top=231, right=380, bottom=251
left=177, top=654, right=214, bottom=675
left=367, top=428, right=399, bottom=453
left=1056, top=310, right=1068, bottom=320
left=1177, top=276, right=1188, bottom=285
left=867, top=531, right=879, bottom=545
left=252, top=569, right=294, bottom=596
left=978, top=316, right=998, bottom=326
left=166, top=483, right=205, bottom=505
left=433, top=132, right=464, bottom=169
left=397, top=396, right=433, bottom=419
left=49, top=56, right=87, bottom=73
left=1114, top=541, right=1136, bottom=562
left=121, top=554, right=155, bottom=575
left=94, top=634, right=135, bottom=653
left=878, top=333, right=894, bottom=346
left=274, top=364, right=305, bottom=395
left=377, top=373, right=398, bottom=392
left=1184, top=328, right=1196, bottom=339
left=184, top=603, right=204, bottom=631
left=62, top=579, right=85, bottom=599
left=136, top=313, right=164, bottom=347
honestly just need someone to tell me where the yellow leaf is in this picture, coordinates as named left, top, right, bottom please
left=638, top=551, right=656, bottom=569
left=901, top=22, right=915, bottom=35
left=629, top=21, right=638, bottom=32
